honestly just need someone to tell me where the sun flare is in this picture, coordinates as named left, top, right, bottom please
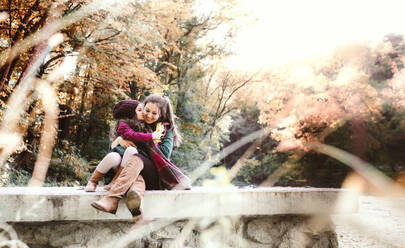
left=227, top=0, right=405, bottom=70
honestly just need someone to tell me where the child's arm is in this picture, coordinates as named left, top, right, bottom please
left=117, top=122, right=153, bottom=143
left=117, top=122, right=164, bottom=143
left=110, top=136, right=121, bottom=149
left=110, top=136, right=136, bottom=149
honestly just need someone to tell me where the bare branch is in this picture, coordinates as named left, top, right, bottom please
left=38, top=52, right=66, bottom=76
left=217, top=73, right=256, bottom=117
left=94, top=30, right=121, bottom=43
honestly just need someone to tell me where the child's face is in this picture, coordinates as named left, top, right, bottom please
left=135, top=104, right=144, bottom=121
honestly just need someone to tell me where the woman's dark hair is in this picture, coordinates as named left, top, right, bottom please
left=143, top=94, right=182, bottom=147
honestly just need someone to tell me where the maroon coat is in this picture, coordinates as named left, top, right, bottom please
left=117, top=122, right=153, bottom=143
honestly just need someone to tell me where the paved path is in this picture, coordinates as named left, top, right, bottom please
left=333, top=196, right=405, bottom=248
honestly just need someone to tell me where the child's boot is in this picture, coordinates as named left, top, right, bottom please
left=104, top=166, right=124, bottom=190
left=84, top=170, right=105, bottom=192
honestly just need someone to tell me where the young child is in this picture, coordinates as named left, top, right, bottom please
left=84, top=100, right=163, bottom=192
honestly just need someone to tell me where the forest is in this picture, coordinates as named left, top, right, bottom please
left=1, top=0, right=405, bottom=191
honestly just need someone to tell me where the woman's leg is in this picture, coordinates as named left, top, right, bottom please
left=121, top=146, right=138, bottom=166
left=85, top=152, right=121, bottom=192
left=104, top=146, right=138, bottom=190
left=140, top=157, right=160, bottom=190
left=124, top=156, right=157, bottom=218
left=125, top=174, right=145, bottom=219
left=91, top=155, right=144, bottom=214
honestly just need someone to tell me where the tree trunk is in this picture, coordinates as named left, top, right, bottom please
left=129, top=81, right=138, bottom=100
left=58, top=104, right=72, bottom=140
left=75, top=73, right=90, bottom=147
left=0, top=0, right=42, bottom=90
left=350, top=117, right=367, bottom=160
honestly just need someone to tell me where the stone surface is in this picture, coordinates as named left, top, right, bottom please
left=0, top=187, right=358, bottom=222
left=0, top=187, right=355, bottom=247
left=246, top=216, right=286, bottom=244
left=11, top=221, right=134, bottom=248
left=150, top=222, right=182, bottom=239
left=144, top=187, right=358, bottom=219
left=245, top=215, right=338, bottom=248
left=8, top=215, right=339, bottom=248
left=312, top=232, right=339, bottom=248
left=0, top=187, right=133, bottom=222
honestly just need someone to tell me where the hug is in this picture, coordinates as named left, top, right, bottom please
left=84, top=94, right=191, bottom=218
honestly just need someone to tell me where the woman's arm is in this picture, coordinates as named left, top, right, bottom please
left=158, top=129, right=174, bottom=159
left=117, top=122, right=154, bottom=143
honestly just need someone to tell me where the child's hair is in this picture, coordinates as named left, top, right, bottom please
left=143, top=94, right=182, bottom=147
left=110, top=100, right=145, bottom=142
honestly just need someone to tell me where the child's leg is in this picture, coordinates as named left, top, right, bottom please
left=85, top=152, right=121, bottom=192
left=104, top=147, right=138, bottom=190
left=96, top=152, right=122, bottom=174
left=121, top=146, right=138, bottom=167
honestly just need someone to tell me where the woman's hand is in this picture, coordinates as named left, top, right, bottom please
left=112, top=136, right=136, bottom=148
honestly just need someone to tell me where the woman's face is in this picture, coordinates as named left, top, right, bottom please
left=135, top=104, right=144, bottom=121
left=143, top=102, right=160, bottom=124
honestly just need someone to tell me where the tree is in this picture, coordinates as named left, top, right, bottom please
left=233, top=37, right=405, bottom=187
left=1, top=0, right=250, bottom=186
left=0, top=0, right=194, bottom=185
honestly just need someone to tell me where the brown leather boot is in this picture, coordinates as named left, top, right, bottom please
left=107, top=155, right=144, bottom=198
left=104, top=166, right=124, bottom=191
left=91, top=196, right=119, bottom=214
left=125, top=175, right=145, bottom=218
left=93, top=156, right=144, bottom=215
left=84, top=170, right=105, bottom=192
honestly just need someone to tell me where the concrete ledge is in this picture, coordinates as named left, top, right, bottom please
left=0, top=187, right=358, bottom=222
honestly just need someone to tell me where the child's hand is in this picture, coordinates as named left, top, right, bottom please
left=156, top=122, right=165, bottom=133
left=152, top=130, right=163, bottom=141
left=116, top=137, right=136, bottom=148
left=153, top=122, right=165, bottom=143
left=111, top=136, right=122, bottom=149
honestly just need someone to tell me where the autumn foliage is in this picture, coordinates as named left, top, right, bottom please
left=0, top=0, right=247, bottom=186
left=231, top=36, right=405, bottom=187
left=1, top=0, right=405, bottom=188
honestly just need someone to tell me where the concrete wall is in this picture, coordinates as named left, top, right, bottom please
left=9, top=216, right=338, bottom=248
left=0, top=187, right=358, bottom=247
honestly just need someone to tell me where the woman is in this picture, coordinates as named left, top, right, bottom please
left=84, top=100, right=162, bottom=192
left=91, top=94, right=182, bottom=216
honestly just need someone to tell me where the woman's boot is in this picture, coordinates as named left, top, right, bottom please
left=91, top=196, right=119, bottom=214
left=104, top=166, right=124, bottom=190
left=125, top=175, right=145, bottom=218
left=91, top=156, right=144, bottom=215
left=84, top=170, right=105, bottom=192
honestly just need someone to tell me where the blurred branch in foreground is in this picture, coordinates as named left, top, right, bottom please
left=28, top=80, right=59, bottom=186
left=0, top=222, right=29, bottom=247
left=0, top=33, right=63, bottom=168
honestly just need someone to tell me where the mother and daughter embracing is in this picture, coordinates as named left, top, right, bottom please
left=84, top=94, right=191, bottom=218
